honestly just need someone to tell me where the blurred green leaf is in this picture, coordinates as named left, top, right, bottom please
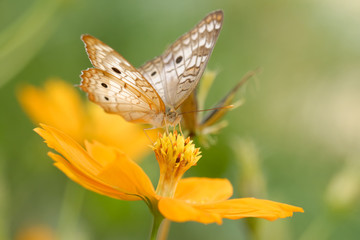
left=0, top=0, right=62, bottom=88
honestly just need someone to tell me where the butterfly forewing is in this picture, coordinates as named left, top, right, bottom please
left=81, top=35, right=165, bottom=111
left=138, top=58, right=166, bottom=104
left=138, top=10, right=223, bottom=110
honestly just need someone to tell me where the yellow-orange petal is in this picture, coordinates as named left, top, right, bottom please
left=18, top=79, right=85, bottom=142
left=86, top=104, right=155, bottom=160
left=159, top=197, right=303, bottom=224
left=35, top=124, right=100, bottom=176
left=85, top=140, right=156, bottom=201
left=158, top=198, right=223, bottom=224
left=199, top=198, right=304, bottom=221
left=50, top=152, right=139, bottom=201
left=175, top=178, right=233, bottom=204
left=35, top=124, right=156, bottom=202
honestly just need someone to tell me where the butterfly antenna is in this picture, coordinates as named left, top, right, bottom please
left=231, top=67, right=261, bottom=93
left=179, top=68, right=260, bottom=116
left=179, top=105, right=234, bottom=115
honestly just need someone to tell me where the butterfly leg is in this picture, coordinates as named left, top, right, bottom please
left=178, top=121, right=184, bottom=136
left=143, top=126, right=159, bottom=145
left=164, top=118, right=169, bottom=135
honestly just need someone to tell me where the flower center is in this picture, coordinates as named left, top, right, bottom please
left=152, top=131, right=201, bottom=197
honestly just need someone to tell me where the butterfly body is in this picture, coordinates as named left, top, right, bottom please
left=80, top=10, right=223, bottom=128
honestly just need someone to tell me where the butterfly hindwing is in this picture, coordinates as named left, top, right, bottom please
left=80, top=68, right=164, bottom=125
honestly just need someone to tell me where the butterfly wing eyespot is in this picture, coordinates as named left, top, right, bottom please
left=138, top=10, right=223, bottom=110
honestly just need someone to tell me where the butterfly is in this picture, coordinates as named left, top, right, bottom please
left=80, top=10, right=223, bottom=128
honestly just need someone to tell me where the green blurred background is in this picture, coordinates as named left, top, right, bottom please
left=1, top=0, right=360, bottom=239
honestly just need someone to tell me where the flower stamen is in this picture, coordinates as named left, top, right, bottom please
left=153, top=131, right=201, bottom=198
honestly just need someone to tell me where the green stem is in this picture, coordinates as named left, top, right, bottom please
left=150, top=211, right=164, bottom=240
left=57, top=181, right=85, bottom=240
left=244, top=218, right=260, bottom=240
left=0, top=158, right=9, bottom=240
left=157, top=219, right=171, bottom=240
left=299, top=214, right=334, bottom=240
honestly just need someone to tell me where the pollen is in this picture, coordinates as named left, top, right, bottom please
left=153, top=131, right=201, bottom=197
left=152, top=131, right=201, bottom=169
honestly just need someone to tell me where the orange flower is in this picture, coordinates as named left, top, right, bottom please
left=35, top=124, right=303, bottom=226
left=15, top=224, right=56, bottom=240
left=18, top=78, right=154, bottom=160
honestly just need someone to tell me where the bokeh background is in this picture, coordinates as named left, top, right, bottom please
left=1, top=0, right=360, bottom=239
